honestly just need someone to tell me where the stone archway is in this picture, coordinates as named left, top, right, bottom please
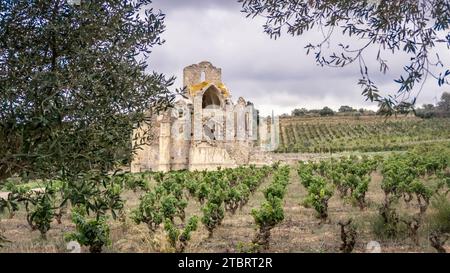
left=202, top=86, right=221, bottom=109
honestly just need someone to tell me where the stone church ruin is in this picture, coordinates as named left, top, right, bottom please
left=131, top=61, right=278, bottom=172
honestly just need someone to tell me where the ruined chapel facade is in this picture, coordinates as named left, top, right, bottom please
left=131, top=61, right=277, bottom=172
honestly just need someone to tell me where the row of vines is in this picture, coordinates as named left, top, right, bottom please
left=1, top=145, right=449, bottom=253
left=297, top=145, right=450, bottom=252
left=278, top=118, right=450, bottom=153
left=0, top=165, right=279, bottom=253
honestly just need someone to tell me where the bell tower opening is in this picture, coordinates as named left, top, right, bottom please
left=202, top=86, right=221, bottom=109
left=200, top=71, right=206, bottom=82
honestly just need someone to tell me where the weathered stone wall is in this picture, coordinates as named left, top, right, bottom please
left=188, top=143, right=237, bottom=171
left=171, top=122, right=190, bottom=171
left=158, top=116, right=172, bottom=172
left=224, top=140, right=252, bottom=165
left=258, top=118, right=269, bottom=148
left=131, top=144, right=159, bottom=172
left=183, top=61, right=222, bottom=88
left=130, top=115, right=160, bottom=172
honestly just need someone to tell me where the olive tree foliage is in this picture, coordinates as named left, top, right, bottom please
left=0, top=0, right=175, bottom=184
left=239, top=0, right=450, bottom=114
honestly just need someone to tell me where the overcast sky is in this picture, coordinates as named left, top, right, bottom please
left=147, top=0, right=450, bottom=116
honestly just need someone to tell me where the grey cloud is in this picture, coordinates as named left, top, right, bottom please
left=146, top=0, right=449, bottom=116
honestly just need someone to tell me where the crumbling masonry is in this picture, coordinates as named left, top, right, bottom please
left=131, top=61, right=277, bottom=172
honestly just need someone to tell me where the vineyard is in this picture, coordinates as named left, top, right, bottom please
left=278, top=116, right=450, bottom=153
left=1, top=144, right=449, bottom=253
left=3, top=0, right=450, bottom=258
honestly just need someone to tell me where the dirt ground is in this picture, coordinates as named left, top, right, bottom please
left=0, top=165, right=448, bottom=253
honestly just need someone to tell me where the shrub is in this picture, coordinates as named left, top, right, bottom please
left=66, top=207, right=110, bottom=253
left=201, top=201, right=224, bottom=238
left=25, top=192, right=55, bottom=240
left=122, top=173, right=149, bottom=192
left=252, top=197, right=284, bottom=250
left=164, top=216, right=198, bottom=253
left=131, top=191, right=163, bottom=232
left=303, top=176, right=334, bottom=220
left=224, top=184, right=250, bottom=214
left=251, top=165, right=290, bottom=250
left=161, top=194, right=187, bottom=222
left=351, top=176, right=370, bottom=210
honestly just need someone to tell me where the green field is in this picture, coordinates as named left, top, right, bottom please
left=277, top=116, right=450, bottom=153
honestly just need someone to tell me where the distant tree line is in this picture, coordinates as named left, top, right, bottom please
left=288, top=106, right=376, bottom=118
left=415, top=92, right=450, bottom=118
left=286, top=92, right=450, bottom=118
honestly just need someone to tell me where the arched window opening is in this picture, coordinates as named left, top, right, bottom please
left=202, top=87, right=221, bottom=109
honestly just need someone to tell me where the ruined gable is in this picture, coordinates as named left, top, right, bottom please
left=183, top=61, right=222, bottom=87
